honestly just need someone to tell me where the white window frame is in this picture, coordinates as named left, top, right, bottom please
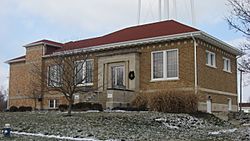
left=206, top=50, right=216, bottom=68
left=151, top=49, right=179, bottom=81
left=75, top=59, right=94, bottom=86
left=223, top=57, right=231, bottom=73
left=49, top=99, right=58, bottom=109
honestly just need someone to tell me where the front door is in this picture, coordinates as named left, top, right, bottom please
left=111, top=65, right=125, bottom=89
left=207, top=99, right=212, bottom=113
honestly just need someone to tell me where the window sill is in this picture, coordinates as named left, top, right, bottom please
left=223, top=70, right=232, bottom=73
left=77, top=83, right=94, bottom=87
left=150, top=77, right=179, bottom=82
left=206, top=64, right=217, bottom=69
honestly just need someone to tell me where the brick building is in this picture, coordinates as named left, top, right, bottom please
left=6, top=20, right=242, bottom=112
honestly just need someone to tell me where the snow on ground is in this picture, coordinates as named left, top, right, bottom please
left=12, top=131, right=99, bottom=141
left=0, top=111, right=249, bottom=140
left=208, top=128, right=237, bottom=135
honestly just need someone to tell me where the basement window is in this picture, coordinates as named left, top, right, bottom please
left=223, top=57, right=231, bottom=73
left=151, top=49, right=178, bottom=81
left=49, top=99, right=58, bottom=109
left=206, top=50, right=216, bottom=68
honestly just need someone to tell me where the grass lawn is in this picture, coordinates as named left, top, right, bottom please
left=0, top=111, right=249, bottom=141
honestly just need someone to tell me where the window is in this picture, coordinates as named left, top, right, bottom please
left=151, top=49, right=178, bottom=80
left=49, top=99, right=58, bottom=108
left=152, top=52, right=163, bottom=79
left=48, top=65, right=62, bottom=87
left=75, top=60, right=93, bottom=85
left=223, top=57, right=231, bottom=72
left=206, top=50, right=216, bottom=67
left=112, top=65, right=125, bottom=88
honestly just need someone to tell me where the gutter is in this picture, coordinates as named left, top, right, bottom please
left=191, top=34, right=198, bottom=94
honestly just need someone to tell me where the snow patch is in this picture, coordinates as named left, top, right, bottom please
left=163, top=123, right=179, bottom=129
left=86, top=110, right=100, bottom=113
left=242, top=123, right=250, bottom=126
left=155, top=118, right=166, bottom=122
left=12, top=131, right=99, bottom=141
left=208, top=128, right=237, bottom=135
left=104, top=110, right=127, bottom=113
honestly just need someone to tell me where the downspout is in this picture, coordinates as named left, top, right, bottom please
left=191, top=34, right=198, bottom=94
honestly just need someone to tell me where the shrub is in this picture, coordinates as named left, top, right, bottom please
left=72, top=102, right=92, bottom=111
left=9, top=106, right=18, bottom=112
left=58, top=104, right=68, bottom=112
left=112, top=106, right=147, bottom=111
left=18, top=106, right=32, bottom=112
left=92, top=103, right=103, bottom=111
left=131, top=93, right=148, bottom=110
left=149, top=91, right=198, bottom=113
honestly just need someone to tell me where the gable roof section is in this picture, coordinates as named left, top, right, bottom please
left=59, top=20, right=199, bottom=51
left=24, top=39, right=63, bottom=48
left=5, top=55, right=26, bottom=64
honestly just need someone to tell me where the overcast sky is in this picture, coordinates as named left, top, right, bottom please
left=0, top=0, right=249, bottom=101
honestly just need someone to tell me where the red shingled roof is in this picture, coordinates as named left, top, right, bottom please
left=8, top=20, right=199, bottom=63
left=58, top=20, right=198, bottom=52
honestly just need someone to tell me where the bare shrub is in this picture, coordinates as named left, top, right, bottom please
left=149, top=91, right=198, bottom=113
left=131, top=93, right=149, bottom=110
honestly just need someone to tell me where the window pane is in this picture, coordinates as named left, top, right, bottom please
left=49, top=100, right=54, bottom=108
left=112, top=66, right=125, bottom=88
left=117, top=67, right=124, bottom=86
left=153, top=52, right=163, bottom=79
left=206, top=52, right=209, bottom=64
left=86, top=60, right=93, bottom=83
left=210, top=54, right=214, bottom=66
left=112, top=67, right=116, bottom=87
left=75, top=60, right=93, bottom=85
left=75, top=61, right=84, bottom=84
left=227, top=60, right=229, bottom=70
left=228, top=60, right=231, bottom=71
left=167, top=50, right=178, bottom=78
left=55, top=100, right=58, bottom=108
left=49, top=65, right=61, bottom=87
left=223, top=59, right=226, bottom=70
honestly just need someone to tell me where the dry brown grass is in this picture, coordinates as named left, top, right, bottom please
left=132, top=91, right=198, bottom=113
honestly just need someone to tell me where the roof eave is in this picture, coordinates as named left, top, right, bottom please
left=23, top=42, right=62, bottom=48
left=43, top=31, right=243, bottom=58
left=196, top=32, right=244, bottom=56
left=5, top=59, right=26, bottom=64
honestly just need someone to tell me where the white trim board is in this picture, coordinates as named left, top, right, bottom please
left=199, top=88, right=237, bottom=96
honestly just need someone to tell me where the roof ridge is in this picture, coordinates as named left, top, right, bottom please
left=69, top=20, right=198, bottom=44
